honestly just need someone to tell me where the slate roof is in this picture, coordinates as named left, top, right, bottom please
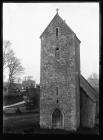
left=80, top=75, right=99, bottom=102
left=40, top=13, right=81, bottom=43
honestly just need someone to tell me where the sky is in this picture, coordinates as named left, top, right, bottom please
left=3, top=3, right=99, bottom=84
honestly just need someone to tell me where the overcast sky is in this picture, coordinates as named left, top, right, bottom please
left=3, top=3, right=99, bottom=84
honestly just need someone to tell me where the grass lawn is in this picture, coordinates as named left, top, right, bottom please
left=3, top=111, right=99, bottom=135
left=3, top=112, right=39, bottom=134
left=3, top=95, right=23, bottom=106
left=31, top=127, right=99, bottom=135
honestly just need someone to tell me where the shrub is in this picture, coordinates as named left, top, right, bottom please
left=16, top=108, right=21, bottom=114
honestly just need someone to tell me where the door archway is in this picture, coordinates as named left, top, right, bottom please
left=52, top=108, right=63, bottom=129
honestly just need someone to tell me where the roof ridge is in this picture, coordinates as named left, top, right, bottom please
left=40, top=13, right=58, bottom=38
left=80, top=75, right=98, bottom=102
left=81, top=75, right=98, bottom=97
left=40, top=13, right=78, bottom=39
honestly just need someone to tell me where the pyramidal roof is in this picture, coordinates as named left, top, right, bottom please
left=40, top=12, right=81, bottom=43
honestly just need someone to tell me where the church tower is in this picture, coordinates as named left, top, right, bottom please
left=40, top=10, right=81, bottom=131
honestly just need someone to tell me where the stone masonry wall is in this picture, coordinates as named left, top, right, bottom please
left=80, top=88, right=96, bottom=128
left=74, top=37, right=80, bottom=129
left=40, top=14, right=80, bottom=130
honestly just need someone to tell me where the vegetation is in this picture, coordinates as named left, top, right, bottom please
left=3, top=111, right=98, bottom=134
left=87, top=73, right=99, bottom=93
left=3, top=95, right=23, bottom=106
left=22, top=76, right=35, bottom=88
left=23, top=85, right=40, bottom=110
left=3, top=40, right=24, bottom=83
left=3, top=40, right=24, bottom=97
left=3, top=113, right=39, bottom=134
left=87, top=73, right=99, bottom=126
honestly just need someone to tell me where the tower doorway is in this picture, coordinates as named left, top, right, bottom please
left=52, top=108, right=63, bottom=129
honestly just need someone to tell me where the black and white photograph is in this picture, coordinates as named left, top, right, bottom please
left=3, top=2, right=99, bottom=134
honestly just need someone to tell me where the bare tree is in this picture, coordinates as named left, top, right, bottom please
left=8, top=56, right=24, bottom=84
left=3, top=40, right=24, bottom=84
left=27, top=76, right=33, bottom=80
left=16, top=77, right=22, bottom=83
left=22, top=76, right=35, bottom=89
left=3, top=40, right=14, bottom=70
left=87, top=73, right=99, bottom=93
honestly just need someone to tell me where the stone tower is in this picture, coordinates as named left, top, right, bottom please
left=40, top=10, right=81, bottom=131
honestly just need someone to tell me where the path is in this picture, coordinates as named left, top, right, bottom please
left=3, top=100, right=26, bottom=110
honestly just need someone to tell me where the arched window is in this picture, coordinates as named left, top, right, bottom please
left=55, top=47, right=59, bottom=59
